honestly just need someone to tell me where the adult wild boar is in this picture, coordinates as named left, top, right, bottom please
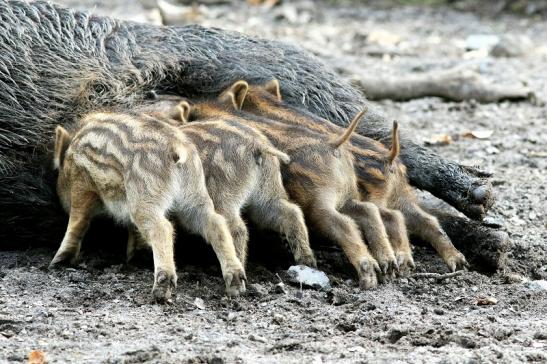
left=0, top=0, right=499, bottom=267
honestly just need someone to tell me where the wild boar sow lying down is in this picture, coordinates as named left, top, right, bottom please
left=0, top=0, right=494, bottom=260
left=51, top=112, right=246, bottom=301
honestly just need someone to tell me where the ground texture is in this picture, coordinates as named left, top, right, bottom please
left=1, top=1, right=546, bottom=363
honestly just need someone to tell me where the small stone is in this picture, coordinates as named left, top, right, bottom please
left=273, top=313, right=284, bottom=324
left=490, top=35, right=533, bottom=58
left=249, top=283, right=268, bottom=297
left=466, top=34, right=500, bottom=51
left=336, top=322, right=357, bottom=333
left=503, top=273, right=528, bottom=284
left=387, top=327, right=408, bottom=344
left=493, top=327, right=513, bottom=341
left=209, top=357, right=224, bottom=364
left=61, top=330, right=71, bottom=339
left=286, top=265, right=331, bottom=290
left=193, top=297, right=205, bottom=310
left=344, top=279, right=354, bottom=286
left=486, top=146, right=500, bottom=155
left=274, top=282, right=286, bottom=294
left=330, top=292, right=346, bottom=306
left=367, top=29, right=401, bottom=46
left=527, top=280, right=547, bottom=291
left=482, top=217, right=504, bottom=228
left=457, top=335, right=477, bottom=348
left=1, top=330, right=15, bottom=338
left=533, top=331, right=547, bottom=340
left=476, top=296, right=498, bottom=306
left=433, top=308, right=445, bottom=315
left=249, top=334, right=267, bottom=343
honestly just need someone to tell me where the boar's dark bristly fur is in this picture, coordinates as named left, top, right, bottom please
left=0, top=0, right=492, bottom=246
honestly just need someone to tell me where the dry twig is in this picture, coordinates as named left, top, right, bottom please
left=411, top=270, right=464, bottom=281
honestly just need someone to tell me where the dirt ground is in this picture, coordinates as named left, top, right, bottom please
left=1, top=1, right=546, bottom=363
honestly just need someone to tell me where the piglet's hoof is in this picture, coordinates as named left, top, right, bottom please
left=445, top=251, right=469, bottom=273
left=358, top=258, right=380, bottom=290
left=49, top=251, right=77, bottom=269
left=224, top=267, right=247, bottom=297
left=296, top=254, right=318, bottom=269
left=395, top=252, right=416, bottom=276
left=376, top=252, right=398, bottom=283
left=152, top=270, right=177, bottom=303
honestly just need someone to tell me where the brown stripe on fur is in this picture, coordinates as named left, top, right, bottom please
left=77, top=150, right=125, bottom=181
left=75, top=126, right=166, bottom=158
left=357, top=179, right=388, bottom=201
left=365, top=167, right=386, bottom=181
left=286, top=162, right=323, bottom=188
left=349, top=145, right=385, bottom=162
left=182, top=127, right=222, bottom=144
left=245, top=89, right=390, bottom=156
left=79, top=143, right=125, bottom=172
left=78, top=122, right=153, bottom=147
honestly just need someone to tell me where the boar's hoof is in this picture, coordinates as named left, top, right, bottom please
left=224, top=268, right=247, bottom=297
left=472, top=185, right=489, bottom=205
left=462, top=180, right=494, bottom=220
left=152, top=270, right=177, bottom=303
left=358, top=258, right=380, bottom=290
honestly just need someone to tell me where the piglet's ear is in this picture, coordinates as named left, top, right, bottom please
left=220, top=80, right=249, bottom=110
left=176, top=101, right=192, bottom=124
left=53, top=125, right=71, bottom=170
left=172, top=145, right=188, bottom=165
left=264, top=79, right=282, bottom=101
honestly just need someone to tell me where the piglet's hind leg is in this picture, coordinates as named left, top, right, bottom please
left=50, top=191, right=98, bottom=268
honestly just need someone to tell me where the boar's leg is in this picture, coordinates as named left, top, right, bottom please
left=50, top=191, right=98, bottom=267
left=420, top=200, right=509, bottom=273
left=399, top=143, right=494, bottom=221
